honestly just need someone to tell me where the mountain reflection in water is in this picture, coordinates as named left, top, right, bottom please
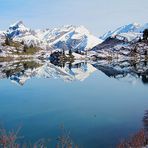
left=0, top=59, right=148, bottom=85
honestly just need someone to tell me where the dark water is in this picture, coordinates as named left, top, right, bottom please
left=0, top=60, right=147, bottom=148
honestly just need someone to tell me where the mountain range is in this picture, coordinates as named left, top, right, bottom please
left=1, top=21, right=148, bottom=49
left=0, top=21, right=148, bottom=59
left=3, top=21, right=103, bottom=51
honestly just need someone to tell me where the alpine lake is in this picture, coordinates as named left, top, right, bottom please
left=0, top=58, right=147, bottom=148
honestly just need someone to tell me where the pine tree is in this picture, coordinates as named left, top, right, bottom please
left=16, top=47, right=19, bottom=53
left=144, top=50, right=147, bottom=56
left=30, top=44, right=34, bottom=48
left=133, top=46, right=137, bottom=53
left=23, top=44, right=28, bottom=52
left=143, top=29, right=148, bottom=40
left=62, top=49, right=65, bottom=56
left=69, top=49, right=72, bottom=56
left=138, top=38, right=142, bottom=42
left=5, top=35, right=10, bottom=46
left=21, top=40, right=24, bottom=45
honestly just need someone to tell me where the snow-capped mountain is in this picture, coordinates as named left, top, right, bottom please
left=39, top=25, right=103, bottom=51
left=5, top=21, right=102, bottom=51
left=7, top=21, right=30, bottom=38
left=6, top=21, right=46, bottom=48
left=100, top=23, right=148, bottom=42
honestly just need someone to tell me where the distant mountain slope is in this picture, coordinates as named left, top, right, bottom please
left=100, top=23, right=148, bottom=42
left=92, top=37, right=124, bottom=51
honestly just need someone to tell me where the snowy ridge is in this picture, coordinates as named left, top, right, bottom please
left=39, top=25, right=102, bottom=51
left=5, top=21, right=102, bottom=51
left=100, top=23, right=148, bottom=42
left=6, top=21, right=47, bottom=48
left=7, top=21, right=30, bottom=38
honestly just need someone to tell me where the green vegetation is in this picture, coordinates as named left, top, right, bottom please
left=11, top=44, right=42, bottom=55
left=3, top=61, right=42, bottom=78
left=50, top=50, right=75, bottom=67
left=22, top=61, right=42, bottom=70
left=9, top=41, right=22, bottom=48
left=50, top=50, right=75, bottom=63
left=13, top=46, right=40, bottom=55
left=2, top=35, right=22, bottom=48
left=22, top=46, right=41, bottom=55
left=2, top=35, right=42, bottom=55
left=0, top=56, right=13, bottom=62
left=59, top=54, right=74, bottom=63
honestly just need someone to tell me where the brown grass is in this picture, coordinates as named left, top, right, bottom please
left=117, top=129, right=147, bottom=148
left=0, top=126, right=78, bottom=148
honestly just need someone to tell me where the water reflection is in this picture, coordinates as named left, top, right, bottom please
left=0, top=59, right=147, bottom=148
left=93, top=60, right=148, bottom=84
left=0, top=59, right=148, bottom=85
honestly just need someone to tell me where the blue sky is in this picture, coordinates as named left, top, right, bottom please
left=0, top=0, right=148, bottom=35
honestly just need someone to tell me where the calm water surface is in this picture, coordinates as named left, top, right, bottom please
left=0, top=61, right=147, bottom=148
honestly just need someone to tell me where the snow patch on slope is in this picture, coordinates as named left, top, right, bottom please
left=100, top=23, right=148, bottom=42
